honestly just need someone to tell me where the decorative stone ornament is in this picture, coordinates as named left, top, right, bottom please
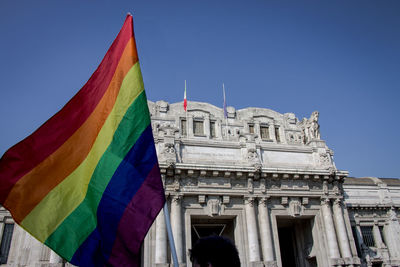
left=288, top=198, right=303, bottom=217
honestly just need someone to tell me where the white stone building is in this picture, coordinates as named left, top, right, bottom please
left=0, top=101, right=399, bottom=267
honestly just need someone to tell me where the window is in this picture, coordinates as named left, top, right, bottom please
left=194, top=120, right=204, bottom=136
left=275, top=126, right=281, bottom=143
left=248, top=124, right=254, bottom=134
left=0, top=223, right=14, bottom=264
left=210, top=121, right=216, bottom=138
left=181, top=119, right=187, bottom=136
left=361, top=226, right=375, bottom=247
left=260, top=125, right=269, bottom=140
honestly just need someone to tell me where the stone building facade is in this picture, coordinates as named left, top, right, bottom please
left=0, top=101, right=399, bottom=267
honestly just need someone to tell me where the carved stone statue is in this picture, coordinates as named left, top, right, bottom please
left=308, top=111, right=320, bottom=140
left=299, top=111, right=321, bottom=144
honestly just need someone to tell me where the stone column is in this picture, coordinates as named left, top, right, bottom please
left=204, top=114, right=210, bottom=138
left=254, top=122, right=260, bottom=137
left=372, top=222, right=384, bottom=249
left=155, top=208, right=168, bottom=265
left=268, top=123, right=276, bottom=141
left=49, top=250, right=62, bottom=264
left=171, top=195, right=183, bottom=264
left=332, top=199, right=352, bottom=259
left=383, top=208, right=400, bottom=259
left=258, top=197, right=275, bottom=265
left=245, top=197, right=261, bottom=263
left=321, top=198, right=341, bottom=260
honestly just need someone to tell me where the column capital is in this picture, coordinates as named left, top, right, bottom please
left=321, top=197, right=331, bottom=206
left=333, top=198, right=343, bottom=206
left=245, top=197, right=256, bottom=207
left=171, top=194, right=183, bottom=203
left=259, top=197, right=270, bottom=207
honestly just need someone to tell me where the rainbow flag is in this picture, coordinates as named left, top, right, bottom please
left=0, top=15, right=165, bottom=266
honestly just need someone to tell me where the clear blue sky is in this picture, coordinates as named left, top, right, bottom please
left=1, top=1, right=399, bottom=178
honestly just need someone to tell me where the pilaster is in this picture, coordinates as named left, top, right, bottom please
left=245, top=197, right=261, bottom=263
left=258, top=197, right=276, bottom=266
left=321, top=198, right=341, bottom=262
left=155, top=209, right=168, bottom=266
left=170, top=194, right=184, bottom=265
left=333, top=199, right=352, bottom=261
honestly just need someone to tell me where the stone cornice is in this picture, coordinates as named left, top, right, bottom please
left=159, top=163, right=347, bottom=181
left=347, top=204, right=400, bottom=210
left=156, top=137, right=313, bottom=153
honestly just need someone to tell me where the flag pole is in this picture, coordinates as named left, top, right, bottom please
left=163, top=202, right=179, bottom=267
left=223, top=83, right=228, bottom=139
left=185, top=80, right=188, bottom=138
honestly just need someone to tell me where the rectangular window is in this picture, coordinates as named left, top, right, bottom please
left=181, top=119, right=187, bottom=136
left=361, top=226, right=375, bottom=247
left=194, top=120, right=204, bottom=136
left=0, top=224, right=14, bottom=264
left=260, top=125, right=269, bottom=140
left=210, top=121, right=216, bottom=138
left=275, top=126, right=281, bottom=143
left=248, top=124, right=254, bottom=134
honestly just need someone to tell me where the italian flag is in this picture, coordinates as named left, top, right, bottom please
left=183, top=80, right=187, bottom=111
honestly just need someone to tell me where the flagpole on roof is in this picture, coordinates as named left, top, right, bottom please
left=185, top=80, right=188, bottom=138
left=223, top=83, right=228, bottom=139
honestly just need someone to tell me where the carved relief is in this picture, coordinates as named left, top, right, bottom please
left=173, top=177, right=180, bottom=191
left=205, top=197, right=224, bottom=216
left=247, top=177, right=254, bottom=192
left=163, top=143, right=175, bottom=154
left=208, top=198, right=220, bottom=215
left=260, top=178, right=266, bottom=193
left=286, top=131, right=303, bottom=145
left=156, top=100, right=169, bottom=113
left=318, top=153, right=332, bottom=169
left=289, top=198, right=303, bottom=217
left=247, top=148, right=258, bottom=161
left=159, top=123, right=179, bottom=136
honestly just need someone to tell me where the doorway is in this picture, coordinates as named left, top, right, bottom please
left=277, top=217, right=317, bottom=267
left=191, top=216, right=235, bottom=248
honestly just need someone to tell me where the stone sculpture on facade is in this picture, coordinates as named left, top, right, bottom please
left=300, top=111, right=321, bottom=144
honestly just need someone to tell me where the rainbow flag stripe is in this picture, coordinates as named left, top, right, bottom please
left=0, top=15, right=165, bottom=266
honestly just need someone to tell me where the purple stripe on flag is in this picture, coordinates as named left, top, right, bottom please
left=107, top=164, right=165, bottom=266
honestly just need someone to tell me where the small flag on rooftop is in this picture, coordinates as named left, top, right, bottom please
left=0, top=14, right=165, bottom=267
left=183, top=80, right=187, bottom=111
